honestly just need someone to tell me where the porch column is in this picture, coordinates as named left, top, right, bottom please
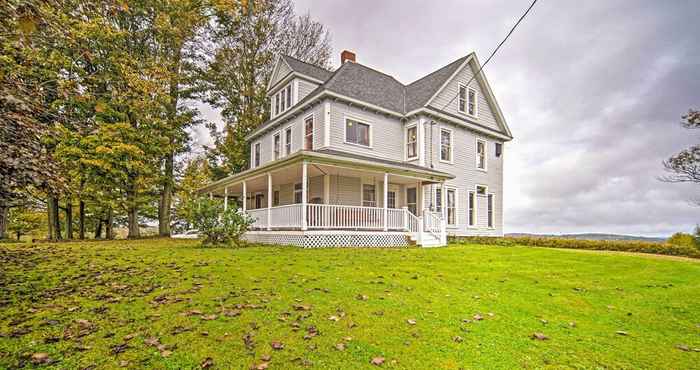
left=242, top=181, right=247, bottom=212
left=267, top=172, right=272, bottom=230
left=301, top=160, right=308, bottom=230
left=224, top=186, right=228, bottom=211
left=383, top=173, right=388, bottom=231
left=209, top=192, right=212, bottom=200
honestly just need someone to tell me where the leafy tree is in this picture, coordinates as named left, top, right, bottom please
left=662, top=109, right=700, bottom=204
left=7, top=207, right=43, bottom=241
left=173, top=156, right=212, bottom=232
left=204, top=0, right=332, bottom=179
left=191, top=197, right=252, bottom=246
left=667, top=232, right=699, bottom=249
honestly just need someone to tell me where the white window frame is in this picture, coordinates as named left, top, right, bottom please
left=475, top=184, right=488, bottom=195
left=458, top=84, right=467, bottom=114
left=387, top=191, right=396, bottom=209
left=303, top=114, right=314, bottom=150
left=360, top=181, right=377, bottom=207
left=487, top=192, right=495, bottom=229
left=495, top=142, right=503, bottom=158
left=273, top=82, right=293, bottom=117
left=405, top=124, right=418, bottom=160
left=439, top=127, right=454, bottom=164
left=285, top=84, right=292, bottom=108
left=467, top=86, right=478, bottom=117
left=445, top=186, right=458, bottom=227
left=274, top=95, right=279, bottom=116
left=284, top=126, right=292, bottom=156
left=294, top=183, right=302, bottom=204
left=434, top=187, right=442, bottom=213
left=272, top=131, right=281, bottom=161
left=476, top=138, right=487, bottom=171
left=252, top=141, right=261, bottom=168
left=467, top=191, right=476, bottom=228
left=343, top=115, right=372, bottom=148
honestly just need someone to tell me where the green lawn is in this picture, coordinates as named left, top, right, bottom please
left=1, top=239, right=699, bottom=369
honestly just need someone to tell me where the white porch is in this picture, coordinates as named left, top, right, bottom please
left=200, top=150, right=454, bottom=247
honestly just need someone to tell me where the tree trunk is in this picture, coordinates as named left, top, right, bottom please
left=159, top=151, right=174, bottom=237
left=48, top=196, right=61, bottom=240
left=47, top=198, right=54, bottom=240
left=16, top=231, right=21, bottom=241
left=94, top=216, right=103, bottom=239
left=78, top=200, right=85, bottom=239
left=105, top=208, right=114, bottom=240
left=0, top=205, right=7, bottom=240
left=65, top=198, right=73, bottom=239
left=127, top=173, right=140, bottom=239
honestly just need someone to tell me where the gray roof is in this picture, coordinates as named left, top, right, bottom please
left=315, top=149, right=454, bottom=178
left=281, top=55, right=333, bottom=82
left=405, top=56, right=468, bottom=112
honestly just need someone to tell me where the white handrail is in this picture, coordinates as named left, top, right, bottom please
left=307, top=204, right=386, bottom=229
left=423, top=210, right=442, bottom=240
left=247, top=208, right=267, bottom=228
left=268, top=204, right=303, bottom=228
left=406, top=211, right=420, bottom=233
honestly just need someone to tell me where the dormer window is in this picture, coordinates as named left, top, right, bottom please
left=273, top=83, right=294, bottom=117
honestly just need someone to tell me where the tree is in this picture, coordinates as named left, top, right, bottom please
left=7, top=206, right=43, bottom=241
left=173, top=156, right=212, bottom=232
left=192, top=197, right=252, bottom=246
left=662, top=109, right=700, bottom=204
left=204, top=0, right=331, bottom=179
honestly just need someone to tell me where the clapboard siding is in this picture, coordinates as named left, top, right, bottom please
left=298, top=80, right=319, bottom=101
left=270, top=59, right=292, bottom=91
left=427, top=61, right=501, bottom=133
left=328, top=101, right=404, bottom=161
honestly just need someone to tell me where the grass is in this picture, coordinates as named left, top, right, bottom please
left=1, top=239, right=699, bottom=369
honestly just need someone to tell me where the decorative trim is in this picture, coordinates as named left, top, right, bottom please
left=343, top=114, right=373, bottom=148
left=242, top=231, right=410, bottom=248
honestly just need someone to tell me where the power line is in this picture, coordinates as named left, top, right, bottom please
left=439, top=0, right=539, bottom=112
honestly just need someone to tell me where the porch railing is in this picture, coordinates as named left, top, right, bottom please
left=308, top=204, right=385, bottom=229
left=423, top=210, right=443, bottom=240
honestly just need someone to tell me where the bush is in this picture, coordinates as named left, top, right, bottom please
left=451, top=236, right=700, bottom=259
left=191, top=198, right=253, bottom=246
left=667, top=232, right=699, bottom=249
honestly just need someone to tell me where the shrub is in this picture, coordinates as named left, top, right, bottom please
left=191, top=198, right=253, bottom=246
left=667, top=232, right=699, bottom=249
left=451, top=236, right=700, bottom=259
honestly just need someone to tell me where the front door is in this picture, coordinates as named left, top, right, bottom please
left=406, top=187, right=417, bottom=215
left=255, top=194, right=264, bottom=209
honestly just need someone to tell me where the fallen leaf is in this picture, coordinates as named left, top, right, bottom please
left=407, top=319, right=417, bottom=325
left=31, top=352, right=50, bottom=364
left=270, top=341, right=284, bottom=350
left=616, top=331, right=629, bottom=336
left=473, top=314, right=483, bottom=321
left=254, top=363, right=269, bottom=370
left=328, top=315, right=340, bottom=322
left=123, top=333, right=139, bottom=341
left=676, top=344, right=690, bottom=352
left=335, top=343, right=346, bottom=351
left=453, top=336, right=463, bottom=343
left=202, top=314, right=218, bottom=321
left=293, top=304, right=311, bottom=311
left=531, top=332, right=549, bottom=341
left=371, top=357, right=385, bottom=366
left=201, top=357, right=214, bottom=368
left=260, top=354, right=271, bottom=361
left=161, top=350, right=173, bottom=357
left=356, top=294, right=369, bottom=301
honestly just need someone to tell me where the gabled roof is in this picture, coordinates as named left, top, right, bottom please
left=323, top=62, right=406, bottom=113
left=404, top=56, right=468, bottom=112
left=280, top=55, right=333, bottom=82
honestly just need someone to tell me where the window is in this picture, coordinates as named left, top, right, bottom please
left=273, top=132, right=281, bottom=160
left=345, top=118, right=370, bottom=147
left=468, top=191, right=475, bottom=227
left=446, top=188, right=456, bottom=226
left=253, top=142, right=261, bottom=168
left=440, top=129, right=452, bottom=162
left=487, top=194, right=494, bottom=228
left=434, top=188, right=442, bottom=212
left=284, top=127, right=292, bottom=155
left=255, top=194, right=264, bottom=209
left=406, top=187, right=417, bottom=215
left=294, top=183, right=302, bottom=204
left=286, top=84, right=292, bottom=108
left=476, top=185, right=487, bottom=195
left=387, top=191, right=396, bottom=209
left=362, top=184, right=376, bottom=207
left=476, top=139, right=486, bottom=170
left=495, top=142, right=502, bottom=158
left=274, top=95, right=279, bottom=116
left=304, top=116, right=314, bottom=150
left=468, top=87, right=477, bottom=116
left=458, top=85, right=467, bottom=113
left=406, top=126, right=417, bottom=159
left=273, top=190, right=280, bottom=206
left=280, top=88, right=286, bottom=112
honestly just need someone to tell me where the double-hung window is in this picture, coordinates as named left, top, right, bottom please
left=253, top=142, right=261, bottom=168
left=273, top=132, right=281, bottom=160
left=434, top=188, right=442, bottom=213
left=362, top=184, right=376, bottom=207
left=273, top=83, right=293, bottom=117
left=446, top=188, right=456, bottom=226
left=458, top=84, right=478, bottom=116
left=294, top=183, right=302, bottom=204
left=285, top=85, right=292, bottom=108
left=458, top=85, right=467, bottom=113
left=468, top=87, right=477, bottom=116
left=345, top=118, right=370, bottom=147
left=273, top=190, right=280, bottom=206
left=280, top=89, right=286, bottom=112
left=476, top=139, right=486, bottom=170
left=440, top=129, right=452, bottom=162
left=406, top=126, right=417, bottom=159
left=495, top=142, right=502, bottom=158
left=274, top=95, right=279, bottom=116
left=387, top=191, right=396, bottom=209
left=304, top=116, right=314, bottom=150
left=284, top=127, right=292, bottom=155
left=487, top=194, right=494, bottom=228
left=468, top=191, right=475, bottom=227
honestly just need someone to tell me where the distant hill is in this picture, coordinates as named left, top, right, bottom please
left=505, top=233, right=666, bottom=243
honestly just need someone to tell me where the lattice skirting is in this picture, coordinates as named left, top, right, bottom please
left=243, top=231, right=409, bottom=248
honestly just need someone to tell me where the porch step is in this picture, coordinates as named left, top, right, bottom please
left=409, top=233, right=445, bottom=247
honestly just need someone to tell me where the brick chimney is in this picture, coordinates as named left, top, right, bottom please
left=341, top=50, right=356, bottom=64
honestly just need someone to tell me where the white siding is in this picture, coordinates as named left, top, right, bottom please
left=427, top=61, right=502, bottom=132
left=298, top=80, right=319, bottom=101
left=270, top=59, right=292, bottom=90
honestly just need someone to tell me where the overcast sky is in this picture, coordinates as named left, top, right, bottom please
left=196, top=0, right=699, bottom=237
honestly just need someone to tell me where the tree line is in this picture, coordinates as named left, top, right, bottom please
left=0, top=0, right=331, bottom=240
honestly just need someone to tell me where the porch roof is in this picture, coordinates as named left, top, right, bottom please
left=198, top=149, right=454, bottom=194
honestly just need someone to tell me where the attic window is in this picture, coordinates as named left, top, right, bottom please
left=273, top=83, right=293, bottom=117
left=458, top=84, right=478, bottom=117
